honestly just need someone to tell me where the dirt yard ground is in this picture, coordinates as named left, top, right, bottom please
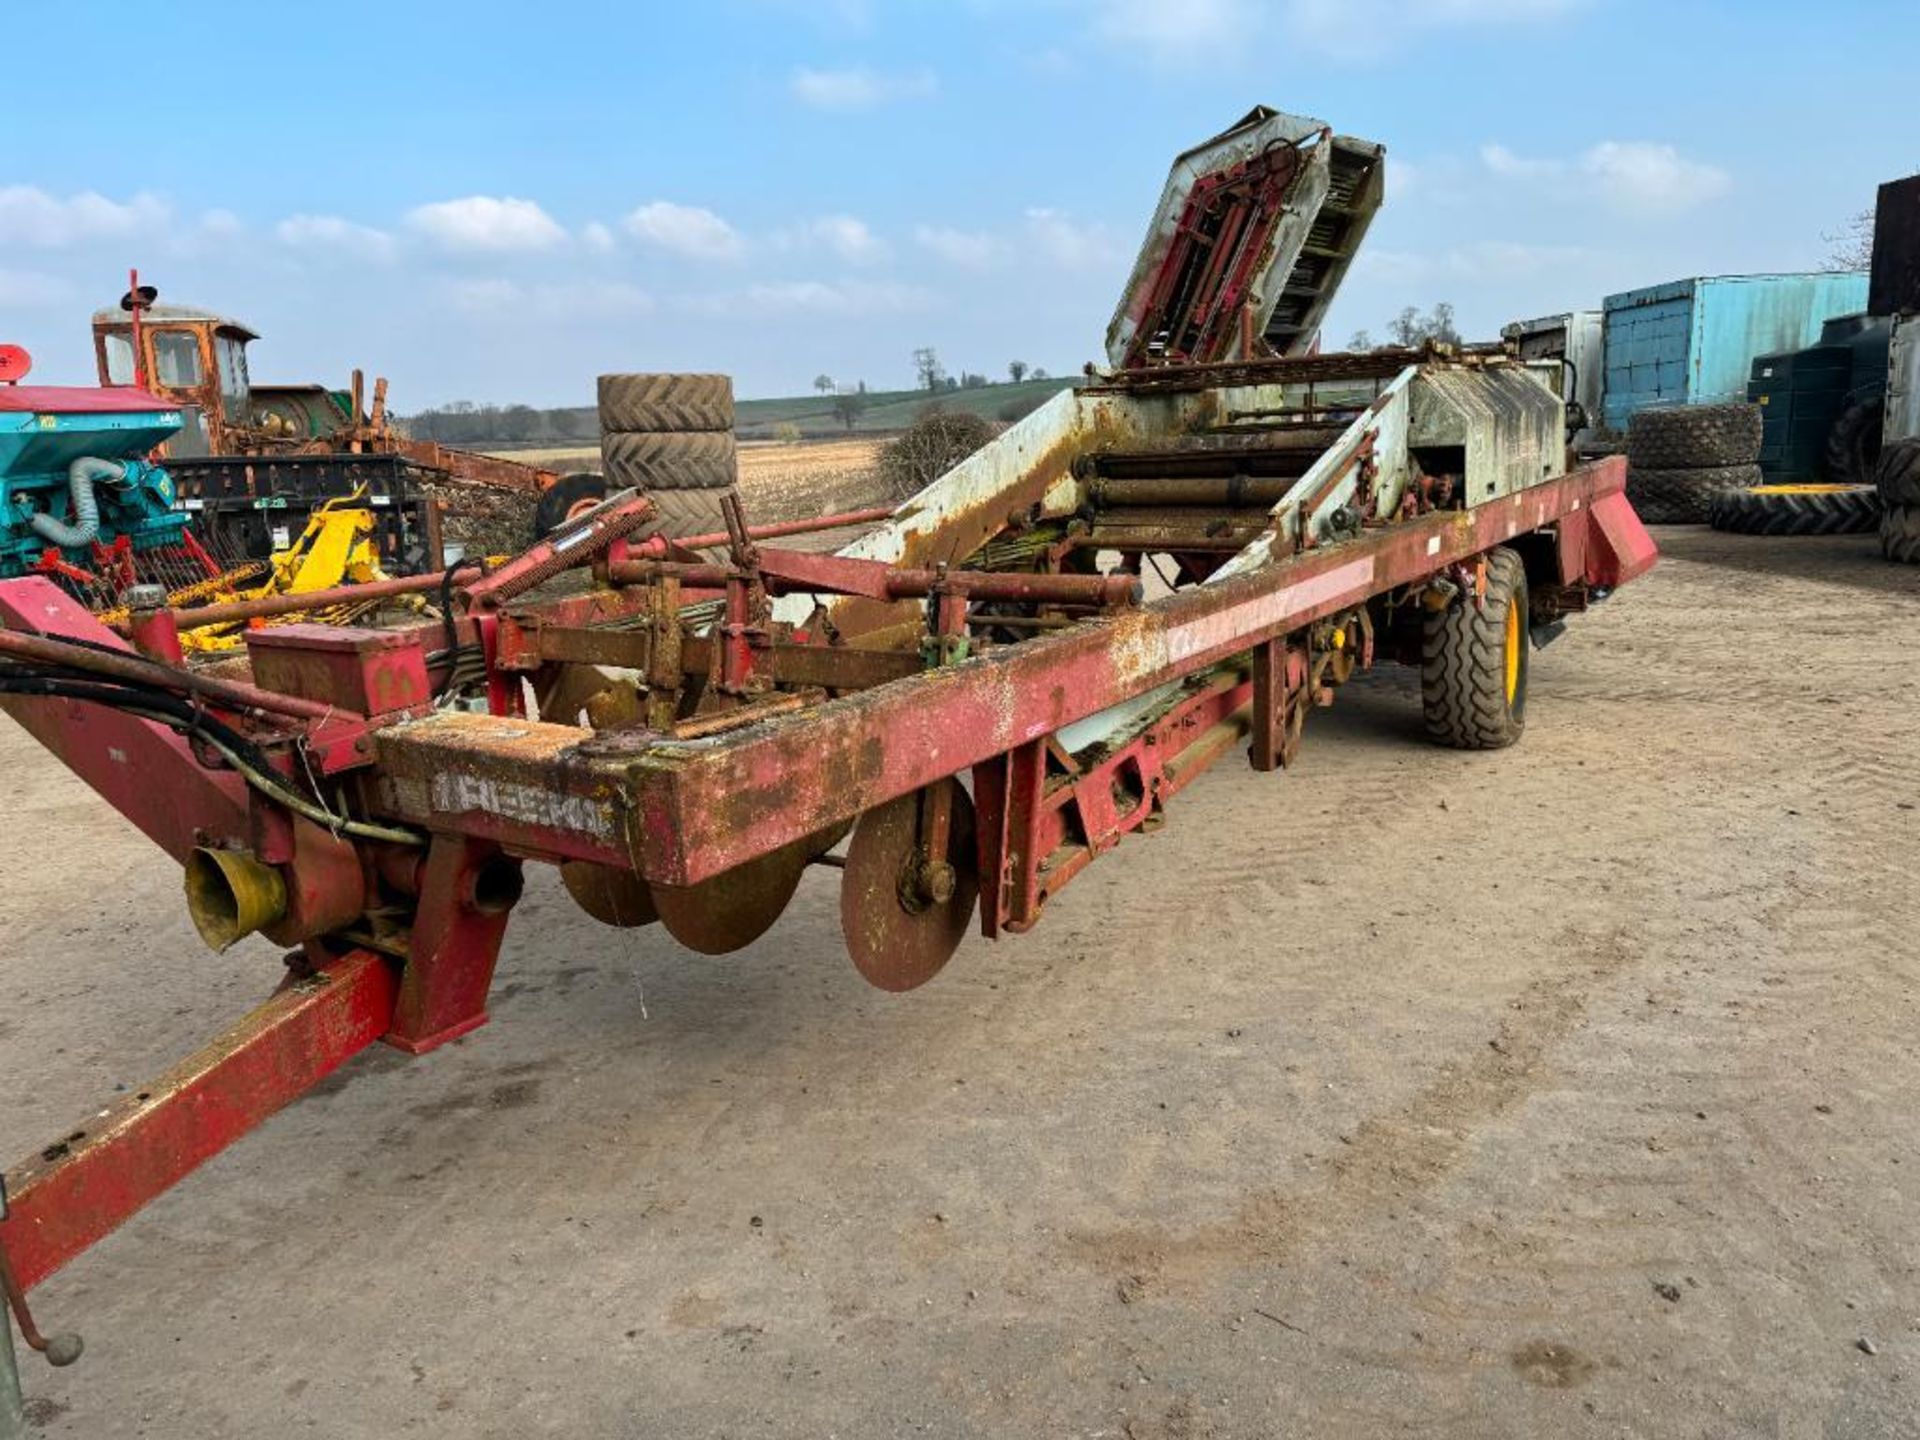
left=3, top=529, right=1917, bottom=1438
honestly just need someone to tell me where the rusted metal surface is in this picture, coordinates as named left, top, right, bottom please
left=0, top=949, right=397, bottom=1292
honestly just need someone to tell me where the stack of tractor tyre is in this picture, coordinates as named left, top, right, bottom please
left=1877, top=437, right=1920, bottom=565
left=595, top=373, right=739, bottom=542
left=1625, top=402, right=1763, bottom=524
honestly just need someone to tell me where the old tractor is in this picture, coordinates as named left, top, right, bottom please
left=90, top=279, right=600, bottom=563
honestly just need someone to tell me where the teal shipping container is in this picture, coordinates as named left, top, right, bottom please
left=1601, top=273, right=1870, bottom=432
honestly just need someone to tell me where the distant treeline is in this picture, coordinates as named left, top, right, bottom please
left=402, top=403, right=599, bottom=447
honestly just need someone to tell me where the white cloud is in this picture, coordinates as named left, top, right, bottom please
left=442, top=278, right=656, bottom=318
left=1025, top=208, right=1124, bottom=268
left=914, top=224, right=1006, bottom=268
left=681, top=279, right=935, bottom=318
left=775, top=214, right=889, bottom=265
left=0, top=268, right=75, bottom=308
left=1481, top=140, right=1731, bottom=214
left=0, top=186, right=170, bottom=248
left=276, top=213, right=397, bottom=262
left=1583, top=141, right=1732, bottom=213
left=623, top=201, right=744, bottom=261
left=581, top=221, right=616, bottom=254
left=406, top=196, right=567, bottom=253
left=789, top=65, right=937, bottom=111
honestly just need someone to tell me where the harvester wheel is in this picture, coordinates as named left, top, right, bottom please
left=840, top=780, right=979, bottom=992
left=653, top=841, right=810, bottom=955
left=1875, top=438, right=1920, bottom=507
left=1707, top=484, right=1881, bottom=536
left=597, top=373, right=734, bottom=432
left=1421, top=547, right=1528, bottom=751
left=1626, top=403, right=1763, bottom=469
left=1626, top=463, right=1760, bottom=525
left=533, top=472, right=608, bottom=538
left=1882, top=504, right=1920, bottom=565
left=601, top=431, right=737, bottom=491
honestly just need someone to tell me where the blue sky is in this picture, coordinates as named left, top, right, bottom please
left=5, top=0, right=1913, bottom=407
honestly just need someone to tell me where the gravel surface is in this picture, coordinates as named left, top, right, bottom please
left=2, top=528, right=1916, bottom=1438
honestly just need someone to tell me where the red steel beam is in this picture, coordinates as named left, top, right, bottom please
left=373, top=460, right=1646, bottom=885
left=0, top=950, right=397, bottom=1293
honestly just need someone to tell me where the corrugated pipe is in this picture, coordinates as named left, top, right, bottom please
left=29, top=456, right=124, bottom=548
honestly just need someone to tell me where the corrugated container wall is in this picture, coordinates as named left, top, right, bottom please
left=1602, top=273, right=1870, bottom=431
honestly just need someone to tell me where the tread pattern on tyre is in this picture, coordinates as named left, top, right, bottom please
left=1420, top=547, right=1527, bottom=751
left=597, top=373, right=733, bottom=432
left=646, top=486, right=739, bottom=542
left=1707, top=486, right=1881, bottom=536
left=1824, top=394, right=1885, bottom=486
left=1627, top=462, right=1761, bottom=525
left=1626, top=404, right=1763, bottom=469
left=601, top=431, right=737, bottom=491
left=1875, top=438, right=1920, bottom=507
left=1883, top=503, right=1920, bottom=565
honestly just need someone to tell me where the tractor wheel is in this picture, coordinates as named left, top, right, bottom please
left=1626, top=463, right=1760, bottom=525
left=1882, top=503, right=1920, bottom=565
left=1707, top=484, right=1881, bottom=536
left=1626, top=403, right=1763, bottom=469
left=1875, top=437, right=1920, bottom=507
left=597, top=373, right=733, bottom=433
left=1420, top=547, right=1528, bottom=751
left=1824, top=394, right=1885, bottom=486
left=600, top=431, right=736, bottom=491
left=533, top=472, right=608, bottom=538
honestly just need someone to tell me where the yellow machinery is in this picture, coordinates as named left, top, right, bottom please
left=101, top=491, right=410, bottom=653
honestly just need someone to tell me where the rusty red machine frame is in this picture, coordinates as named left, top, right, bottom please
left=0, top=105, right=1657, bottom=1421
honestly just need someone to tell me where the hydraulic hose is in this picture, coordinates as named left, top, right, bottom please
left=29, top=457, right=123, bottom=549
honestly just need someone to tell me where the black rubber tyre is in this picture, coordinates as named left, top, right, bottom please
left=597, top=373, right=733, bottom=432
left=1883, top=503, right=1920, bottom=565
left=532, top=472, right=608, bottom=538
left=1626, top=462, right=1761, bottom=525
left=645, top=487, right=739, bottom=542
left=1626, top=403, right=1763, bottom=469
left=1421, top=547, right=1528, bottom=751
left=1707, top=484, right=1881, bottom=536
left=1824, top=394, right=1885, bottom=486
left=601, top=431, right=736, bottom=491
left=1875, top=437, right=1920, bottom=507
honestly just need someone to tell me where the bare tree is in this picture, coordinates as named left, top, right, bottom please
left=1386, top=303, right=1462, bottom=348
left=913, top=347, right=944, bottom=393
left=813, top=373, right=836, bottom=395
left=830, top=388, right=869, bottom=432
left=1031, top=367, right=1048, bottom=381
left=1825, top=209, right=1875, bottom=271
left=1345, top=329, right=1373, bottom=352
left=1008, top=359, right=1029, bottom=383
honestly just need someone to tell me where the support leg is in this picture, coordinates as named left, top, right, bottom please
left=386, top=837, right=524, bottom=1055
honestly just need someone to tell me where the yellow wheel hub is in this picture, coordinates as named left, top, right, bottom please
left=1503, top=599, right=1522, bottom=705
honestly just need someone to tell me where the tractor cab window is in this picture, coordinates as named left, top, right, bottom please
left=151, top=330, right=203, bottom=388
left=215, top=333, right=250, bottom=415
left=102, top=332, right=136, bottom=385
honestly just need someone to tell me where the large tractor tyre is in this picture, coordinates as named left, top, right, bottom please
left=1626, top=403, right=1763, bottom=469
left=1824, top=394, right=1886, bottom=487
left=1626, top=462, right=1761, bottom=525
left=646, top=487, right=741, bottom=543
left=601, top=430, right=737, bottom=492
left=1707, top=484, right=1882, bottom=536
left=597, top=373, right=733, bottom=433
left=1883, top=503, right=1920, bottom=565
left=532, top=471, right=609, bottom=538
left=1421, top=547, right=1529, bottom=751
left=1875, top=437, right=1920, bottom=507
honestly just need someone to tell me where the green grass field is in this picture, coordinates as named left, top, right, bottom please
left=732, top=376, right=1076, bottom=438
